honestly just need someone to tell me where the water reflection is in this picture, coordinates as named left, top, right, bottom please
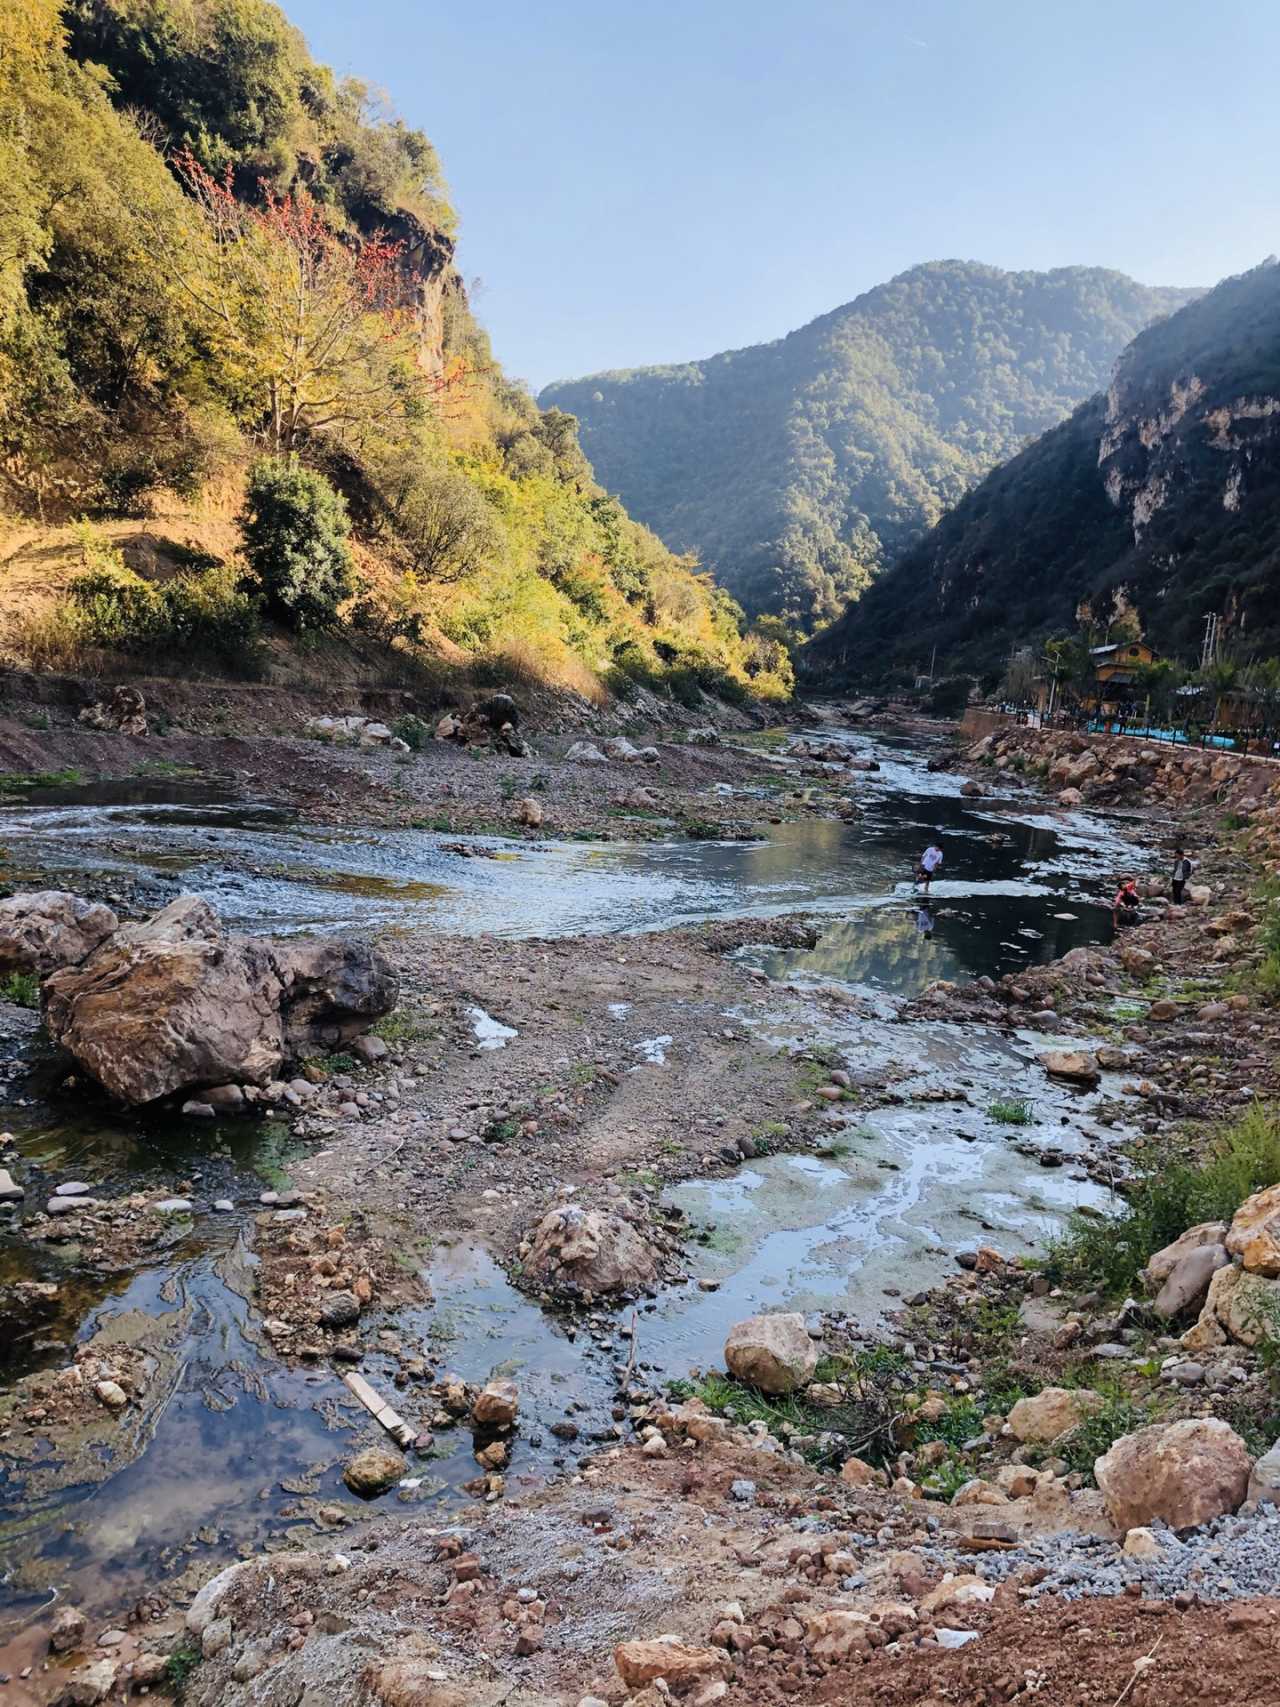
left=0, top=749, right=1139, bottom=997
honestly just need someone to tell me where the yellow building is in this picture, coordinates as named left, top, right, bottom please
left=1086, top=640, right=1157, bottom=717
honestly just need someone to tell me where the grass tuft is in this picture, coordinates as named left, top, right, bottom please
left=0, top=971, right=39, bottom=1008
left=1046, top=1101, right=1280, bottom=1297
left=988, top=1097, right=1032, bottom=1125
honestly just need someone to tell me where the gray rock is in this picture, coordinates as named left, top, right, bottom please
left=0, top=1167, right=23, bottom=1202
left=46, top=1195, right=100, bottom=1215
left=0, top=890, right=118, bottom=977
left=153, top=1198, right=193, bottom=1213
left=53, top=1181, right=92, bottom=1197
left=1169, top=1362, right=1206, bottom=1386
left=203, top=1083, right=246, bottom=1111
left=1154, top=1244, right=1229, bottom=1320
left=201, top=1616, right=233, bottom=1658
left=1247, top=1439, right=1280, bottom=1509
left=319, top=1291, right=361, bottom=1329
left=52, top=1657, right=117, bottom=1703
left=213, top=1199, right=234, bottom=1212
left=49, top=1605, right=86, bottom=1653
left=182, top=1101, right=216, bottom=1119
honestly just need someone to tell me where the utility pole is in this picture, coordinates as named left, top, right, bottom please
left=1200, top=612, right=1220, bottom=671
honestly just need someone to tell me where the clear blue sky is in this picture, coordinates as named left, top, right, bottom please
left=287, top=0, right=1279, bottom=393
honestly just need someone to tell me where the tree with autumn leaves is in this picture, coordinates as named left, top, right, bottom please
left=168, top=150, right=461, bottom=458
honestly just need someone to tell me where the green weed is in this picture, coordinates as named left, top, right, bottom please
left=371, top=1008, right=434, bottom=1044
left=682, top=818, right=723, bottom=841
left=988, top=1097, right=1032, bottom=1125
left=1046, top=1101, right=1280, bottom=1297
left=390, top=714, right=431, bottom=751
left=0, top=768, right=84, bottom=794
left=0, top=971, right=40, bottom=1008
left=1058, top=1387, right=1156, bottom=1479
left=166, top=1642, right=202, bottom=1697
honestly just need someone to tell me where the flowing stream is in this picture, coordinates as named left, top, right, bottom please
left=0, top=730, right=1145, bottom=1636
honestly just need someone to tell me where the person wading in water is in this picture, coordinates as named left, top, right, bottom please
left=915, top=839, right=943, bottom=891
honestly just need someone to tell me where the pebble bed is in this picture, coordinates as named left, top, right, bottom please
left=920, top=1505, right=1280, bottom=1603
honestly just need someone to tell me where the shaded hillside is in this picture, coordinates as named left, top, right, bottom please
left=540, top=263, right=1194, bottom=626
left=804, top=260, right=1280, bottom=685
left=0, top=1, right=791, bottom=707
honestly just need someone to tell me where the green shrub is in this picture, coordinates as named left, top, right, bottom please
left=667, top=665, right=704, bottom=709
left=1058, top=1388, right=1153, bottom=1479
left=390, top=714, right=432, bottom=751
left=1046, top=1102, right=1280, bottom=1296
left=0, top=971, right=40, bottom=1008
left=241, top=458, right=353, bottom=630
left=66, top=534, right=262, bottom=673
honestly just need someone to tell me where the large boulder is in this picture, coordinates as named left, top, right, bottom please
left=1181, top=1263, right=1280, bottom=1350
left=1226, top=1184, right=1280, bottom=1277
left=1142, top=1221, right=1229, bottom=1292
left=1247, top=1438, right=1280, bottom=1509
left=724, top=1312, right=818, bottom=1394
left=1006, top=1386, right=1104, bottom=1444
left=1153, top=1243, right=1229, bottom=1320
left=273, top=936, right=399, bottom=1053
left=42, top=896, right=396, bottom=1106
left=521, top=1204, right=660, bottom=1297
left=1095, top=1418, right=1251, bottom=1530
left=0, top=891, right=118, bottom=977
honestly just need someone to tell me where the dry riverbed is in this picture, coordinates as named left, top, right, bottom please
left=11, top=708, right=1280, bottom=1705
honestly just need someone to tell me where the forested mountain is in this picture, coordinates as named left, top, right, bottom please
left=539, top=264, right=1195, bottom=627
left=0, top=0, right=791, bottom=705
left=804, top=260, right=1280, bottom=685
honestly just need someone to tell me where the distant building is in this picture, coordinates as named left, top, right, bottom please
left=1086, top=640, right=1157, bottom=717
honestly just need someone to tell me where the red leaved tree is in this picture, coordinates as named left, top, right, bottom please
left=171, top=150, right=464, bottom=455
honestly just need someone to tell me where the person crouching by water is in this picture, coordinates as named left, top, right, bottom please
left=1113, top=877, right=1141, bottom=929
left=915, top=839, right=943, bottom=891
left=1171, top=847, right=1194, bottom=906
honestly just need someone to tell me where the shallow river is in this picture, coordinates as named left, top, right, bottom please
left=0, top=730, right=1143, bottom=1636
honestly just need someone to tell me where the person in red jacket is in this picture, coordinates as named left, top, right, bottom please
left=1113, top=878, right=1141, bottom=928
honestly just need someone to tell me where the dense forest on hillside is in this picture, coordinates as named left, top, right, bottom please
left=540, top=263, right=1195, bottom=628
left=804, top=260, right=1280, bottom=684
left=0, top=0, right=792, bottom=705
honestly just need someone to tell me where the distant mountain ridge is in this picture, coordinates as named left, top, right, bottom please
left=803, top=259, right=1280, bottom=683
left=540, top=262, right=1197, bottom=626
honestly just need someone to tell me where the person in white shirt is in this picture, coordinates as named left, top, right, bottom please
left=916, top=840, right=943, bottom=890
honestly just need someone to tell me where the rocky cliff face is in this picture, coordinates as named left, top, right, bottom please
left=805, top=259, right=1280, bottom=682
left=1099, top=369, right=1280, bottom=550
left=386, top=210, right=465, bottom=381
